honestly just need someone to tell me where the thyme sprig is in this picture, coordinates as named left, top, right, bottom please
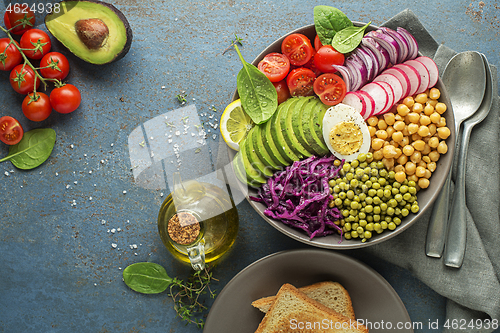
left=222, top=33, right=244, bottom=55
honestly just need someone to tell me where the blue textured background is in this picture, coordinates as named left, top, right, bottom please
left=0, top=0, right=499, bottom=332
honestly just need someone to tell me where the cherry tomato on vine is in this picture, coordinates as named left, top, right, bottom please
left=281, top=33, right=314, bottom=66
left=313, top=73, right=346, bottom=106
left=0, top=116, right=24, bottom=145
left=286, top=67, right=316, bottom=97
left=40, top=52, right=70, bottom=80
left=313, top=45, right=345, bottom=73
left=272, top=79, right=291, bottom=104
left=0, top=38, right=22, bottom=71
left=22, top=92, right=52, bottom=121
left=314, top=35, right=323, bottom=52
left=4, top=5, right=36, bottom=35
left=20, top=29, right=51, bottom=60
left=50, top=84, right=81, bottom=114
left=257, top=52, right=290, bottom=82
left=9, top=64, right=40, bottom=94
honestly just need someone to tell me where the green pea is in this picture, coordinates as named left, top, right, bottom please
left=344, top=199, right=351, bottom=207
left=386, top=207, right=395, bottom=216
left=373, top=196, right=381, bottom=205
left=394, top=193, right=403, bottom=202
left=380, top=221, right=388, bottom=229
left=411, top=204, right=419, bottom=213
left=380, top=203, right=388, bottom=211
left=371, top=168, right=379, bottom=177
left=365, top=205, right=373, bottom=213
left=350, top=201, right=359, bottom=210
left=365, top=197, right=373, bottom=205
left=399, top=185, right=408, bottom=194
left=376, top=189, right=384, bottom=198
left=408, top=180, right=416, bottom=187
left=365, top=223, right=374, bottom=231
left=364, top=230, right=372, bottom=239
left=372, top=182, right=381, bottom=190
left=370, top=176, right=378, bottom=183
left=344, top=222, right=352, bottom=231
left=409, top=187, right=417, bottom=195
left=384, top=189, right=392, bottom=198
left=366, top=152, right=373, bottom=163
left=379, top=169, right=388, bottom=178
left=373, top=214, right=381, bottom=222
left=329, top=179, right=336, bottom=187
left=351, top=231, right=359, bottom=238
left=356, top=226, right=364, bottom=235
left=373, top=223, right=382, bottom=231
left=401, top=208, right=409, bottom=217
left=393, top=217, right=402, bottom=225
left=388, top=199, right=398, bottom=208
left=388, top=171, right=396, bottom=179
left=385, top=216, right=392, bottom=223
left=360, top=162, right=368, bottom=169
left=334, top=198, right=343, bottom=206
left=343, top=163, right=351, bottom=172
left=342, top=209, right=350, bottom=217
left=358, top=193, right=367, bottom=201
left=376, top=161, right=384, bottom=169
left=344, top=233, right=352, bottom=240
left=379, top=178, right=387, bottom=186
left=339, top=192, right=347, bottom=199
left=346, top=173, right=354, bottom=181
left=366, top=215, right=374, bottom=222
left=358, top=153, right=367, bottom=162
left=359, top=219, right=367, bottom=227
left=361, top=174, right=370, bottom=182
left=350, top=179, right=359, bottom=188
left=392, top=187, right=399, bottom=195
left=351, top=159, right=359, bottom=168
left=388, top=222, right=397, bottom=230
left=373, top=206, right=381, bottom=214
left=392, top=181, right=401, bottom=188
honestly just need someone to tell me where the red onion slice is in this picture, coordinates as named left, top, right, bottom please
left=354, top=47, right=376, bottom=81
left=359, top=45, right=381, bottom=79
left=333, top=65, right=352, bottom=92
left=361, top=37, right=390, bottom=71
left=366, top=30, right=399, bottom=65
left=397, top=27, right=419, bottom=60
left=379, top=27, right=409, bottom=64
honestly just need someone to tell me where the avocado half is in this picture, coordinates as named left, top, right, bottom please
left=45, top=0, right=132, bottom=65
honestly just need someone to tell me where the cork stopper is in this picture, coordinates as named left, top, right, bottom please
left=167, top=211, right=200, bottom=245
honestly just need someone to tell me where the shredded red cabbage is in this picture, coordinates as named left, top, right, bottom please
left=250, top=154, right=344, bottom=241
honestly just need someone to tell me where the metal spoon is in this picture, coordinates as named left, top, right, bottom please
left=443, top=53, right=493, bottom=268
left=425, top=51, right=486, bottom=258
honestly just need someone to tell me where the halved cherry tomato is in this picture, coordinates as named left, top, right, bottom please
left=286, top=67, right=316, bottom=97
left=50, top=84, right=81, bottom=114
left=40, top=52, right=70, bottom=80
left=314, top=45, right=345, bottom=73
left=281, top=33, right=314, bottom=66
left=0, top=38, right=22, bottom=71
left=20, top=29, right=51, bottom=60
left=22, top=92, right=52, bottom=121
left=4, top=5, right=35, bottom=35
left=313, top=73, right=346, bottom=106
left=303, top=51, right=322, bottom=76
left=0, top=116, right=24, bottom=145
left=257, top=52, right=290, bottom=82
left=314, top=35, right=323, bottom=52
left=10, top=64, right=40, bottom=94
left=272, top=79, right=291, bottom=104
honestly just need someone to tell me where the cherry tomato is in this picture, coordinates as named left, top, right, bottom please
left=257, top=52, right=290, bottom=83
left=9, top=64, right=40, bottom=95
left=314, top=45, right=345, bottom=73
left=303, top=51, right=323, bottom=76
left=40, top=52, right=70, bottom=80
left=272, top=79, right=291, bottom=104
left=0, top=116, right=24, bottom=145
left=22, top=92, right=52, bottom=121
left=50, top=84, right=81, bottom=114
left=0, top=38, right=22, bottom=71
left=4, top=5, right=35, bottom=35
left=314, top=35, right=323, bottom=52
left=286, top=68, right=316, bottom=97
left=281, top=33, right=314, bottom=66
left=313, top=73, right=346, bottom=106
left=20, top=29, right=51, bottom=60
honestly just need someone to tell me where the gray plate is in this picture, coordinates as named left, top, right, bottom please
left=204, top=249, right=413, bottom=333
left=228, top=23, right=455, bottom=249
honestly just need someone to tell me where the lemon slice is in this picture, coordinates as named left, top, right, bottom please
left=220, top=99, right=254, bottom=151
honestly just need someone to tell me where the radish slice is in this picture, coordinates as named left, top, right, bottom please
left=373, top=73, right=404, bottom=102
left=382, top=67, right=411, bottom=98
left=361, top=82, right=389, bottom=116
left=404, top=60, right=430, bottom=94
left=414, top=56, right=439, bottom=88
left=393, top=63, right=421, bottom=96
left=357, top=91, right=376, bottom=119
left=342, top=92, right=367, bottom=117
left=372, top=81, right=395, bottom=114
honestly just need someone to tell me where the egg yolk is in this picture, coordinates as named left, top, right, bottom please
left=329, top=121, right=363, bottom=155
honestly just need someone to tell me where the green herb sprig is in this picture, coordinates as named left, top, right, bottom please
left=222, top=33, right=244, bottom=55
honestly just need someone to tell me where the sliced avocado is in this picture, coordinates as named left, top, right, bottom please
left=302, top=98, right=329, bottom=155
left=239, top=136, right=267, bottom=185
left=270, top=100, right=301, bottom=162
left=251, top=125, right=281, bottom=170
left=261, top=122, right=290, bottom=167
left=245, top=127, right=274, bottom=177
left=311, top=100, right=330, bottom=150
left=233, top=151, right=261, bottom=188
left=289, top=96, right=317, bottom=155
left=280, top=97, right=312, bottom=158
left=45, top=0, right=132, bottom=65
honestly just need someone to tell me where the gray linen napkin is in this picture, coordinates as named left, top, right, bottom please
left=216, top=9, right=500, bottom=332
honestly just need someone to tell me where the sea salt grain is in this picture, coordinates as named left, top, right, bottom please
left=111, top=243, right=117, bottom=249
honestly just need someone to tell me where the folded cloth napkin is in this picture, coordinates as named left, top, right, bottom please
left=216, top=8, right=500, bottom=333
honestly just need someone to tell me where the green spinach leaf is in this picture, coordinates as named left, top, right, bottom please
left=123, top=262, right=173, bottom=294
left=331, top=22, right=371, bottom=54
left=313, top=6, right=353, bottom=46
left=234, top=44, right=277, bottom=125
left=0, top=128, right=56, bottom=170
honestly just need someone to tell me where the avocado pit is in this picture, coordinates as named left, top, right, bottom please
left=75, top=18, right=109, bottom=50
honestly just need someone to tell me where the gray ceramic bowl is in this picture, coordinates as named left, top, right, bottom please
left=228, top=23, right=455, bottom=249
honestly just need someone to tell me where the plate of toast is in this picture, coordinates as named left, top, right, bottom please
left=204, top=249, right=413, bottom=332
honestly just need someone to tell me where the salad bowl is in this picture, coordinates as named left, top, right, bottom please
left=228, top=22, right=455, bottom=249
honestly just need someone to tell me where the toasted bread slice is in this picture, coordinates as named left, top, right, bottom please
left=254, top=284, right=368, bottom=333
left=252, top=281, right=355, bottom=320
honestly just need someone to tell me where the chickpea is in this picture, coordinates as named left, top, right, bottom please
left=407, top=123, right=419, bottom=134
left=427, top=99, right=438, bottom=107
left=422, top=143, right=432, bottom=155
left=389, top=140, right=400, bottom=148
left=420, top=115, right=431, bottom=126
left=402, top=144, right=414, bottom=156
left=368, top=126, right=377, bottom=137
left=394, top=147, right=402, bottom=158
left=395, top=114, right=405, bottom=121
left=413, top=140, right=426, bottom=152
left=383, top=112, right=396, bottom=126
left=428, top=137, right=439, bottom=148
left=392, top=131, right=404, bottom=142
left=382, top=157, right=394, bottom=170
left=415, top=165, right=426, bottom=177
left=417, top=125, right=430, bottom=137
left=411, top=133, right=422, bottom=142
left=437, top=141, right=448, bottom=154
left=428, top=123, right=437, bottom=136
left=435, top=102, right=447, bottom=114
left=422, top=156, right=431, bottom=163
left=408, top=174, right=419, bottom=183
left=418, top=178, right=430, bottom=189
left=424, top=104, right=435, bottom=116
left=436, top=117, right=447, bottom=127
left=378, top=119, right=388, bottom=130
left=393, top=120, right=405, bottom=131
left=395, top=171, right=406, bottom=183
left=397, top=154, right=408, bottom=165
left=427, top=161, right=437, bottom=172
left=412, top=103, right=424, bottom=113
left=415, top=93, right=428, bottom=104
left=403, top=96, right=415, bottom=108
left=375, top=130, right=389, bottom=140
left=429, top=88, right=441, bottom=100
left=372, top=149, right=384, bottom=160
left=372, top=138, right=385, bottom=150
left=407, top=112, right=420, bottom=124
left=424, top=169, right=432, bottom=179
left=428, top=151, right=440, bottom=162
left=386, top=126, right=395, bottom=138
left=400, top=136, right=410, bottom=146
left=397, top=104, right=410, bottom=116
left=402, top=126, right=410, bottom=136
left=430, top=112, right=441, bottom=124
left=367, top=116, right=378, bottom=126
left=411, top=151, right=422, bottom=164
left=383, top=145, right=398, bottom=158
left=437, top=127, right=451, bottom=139
left=394, top=164, right=405, bottom=173
left=405, top=161, right=416, bottom=175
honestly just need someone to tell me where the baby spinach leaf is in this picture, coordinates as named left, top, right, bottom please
left=123, top=262, right=173, bottom=294
left=331, top=22, right=371, bottom=54
left=234, top=44, right=277, bottom=125
left=0, top=128, right=56, bottom=170
left=313, top=6, right=353, bottom=46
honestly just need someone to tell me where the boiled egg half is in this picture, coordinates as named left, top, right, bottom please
left=322, top=103, right=371, bottom=162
